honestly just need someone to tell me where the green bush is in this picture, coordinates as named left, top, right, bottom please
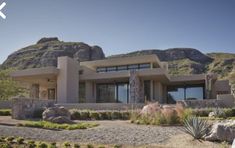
left=27, top=140, right=36, bottom=148
left=37, top=142, right=48, bottom=148
left=114, top=144, right=122, bottom=148
left=5, top=136, right=14, bottom=142
left=90, top=112, right=100, bottom=120
left=111, top=111, right=120, bottom=120
left=0, top=109, right=11, bottom=116
left=79, top=111, right=90, bottom=120
left=99, top=111, right=110, bottom=120
left=121, top=111, right=130, bottom=120
left=0, top=143, right=11, bottom=148
left=62, top=141, right=70, bottom=147
left=70, top=110, right=81, bottom=120
left=73, top=144, right=80, bottom=148
left=87, top=144, right=94, bottom=148
left=48, top=142, right=57, bottom=148
left=191, top=108, right=213, bottom=117
left=16, top=137, right=24, bottom=144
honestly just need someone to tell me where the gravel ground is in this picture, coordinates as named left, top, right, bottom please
left=0, top=120, right=183, bottom=145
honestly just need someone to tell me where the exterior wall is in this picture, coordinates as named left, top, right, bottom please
left=11, top=98, right=55, bottom=119
left=57, top=57, right=79, bottom=103
left=0, top=101, right=12, bottom=109
left=30, top=84, right=39, bottom=99
left=129, top=71, right=144, bottom=103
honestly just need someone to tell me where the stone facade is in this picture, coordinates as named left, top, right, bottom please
left=129, top=70, right=144, bottom=103
left=12, top=98, right=55, bottom=119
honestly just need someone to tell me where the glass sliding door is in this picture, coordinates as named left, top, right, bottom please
left=117, top=83, right=128, bottom=103
left=96, top=83, right=129, bottom=103
left=97, top=84, right=116, bottom=103
left=167, top=84, right=205, bottom=104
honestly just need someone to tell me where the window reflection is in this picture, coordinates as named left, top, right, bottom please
left=167, top=85, right=204, bottom=103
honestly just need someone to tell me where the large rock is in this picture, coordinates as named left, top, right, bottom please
left=42, top=106, right=73, bottom=124
left=205, top=120, right=235, bottom=143
left=2, top=37, right=105, bottom=69
left=140, top=102, right=161, bottom=115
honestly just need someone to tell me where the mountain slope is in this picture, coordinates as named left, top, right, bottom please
left=1, top=37, right=105, bottom=69
left=1, top=37, right=234, bottom=79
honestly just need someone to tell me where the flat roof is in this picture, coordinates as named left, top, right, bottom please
left=80, top=54, right=163, bottom=69
left=11, top=67, right=59, bottom=78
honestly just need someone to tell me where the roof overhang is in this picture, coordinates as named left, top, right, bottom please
left=11, top=67, right=59, bottom=85
left=80, top=54, right=163, bottom=69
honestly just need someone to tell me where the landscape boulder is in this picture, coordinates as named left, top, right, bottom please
left=42, top=106, right=73, bottom=124
left=205, top=120, right=235, bottom=143
left=140, top=102, right=161, bottom=115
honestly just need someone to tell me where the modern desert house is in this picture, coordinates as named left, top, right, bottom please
left=11, top=54, right=232, bottom=104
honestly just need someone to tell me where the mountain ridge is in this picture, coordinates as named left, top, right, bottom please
left=1, top=37, right=235, bottom=79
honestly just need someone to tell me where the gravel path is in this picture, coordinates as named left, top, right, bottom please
left=0, top=120, right=183, bottom=145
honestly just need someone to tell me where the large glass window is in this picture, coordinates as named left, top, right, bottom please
left=97, top=84, right=116, bottom=103
left=117, top=83, right=129, bottom=103
left=96, top=63, right=151, bottom=73
left=79, top=83, right=86, bottom=103
left=167, top=85, right=205, bottom=104
left=144, top=80, right=151, bottom=101
left=96, top=83, right=129, bottom=103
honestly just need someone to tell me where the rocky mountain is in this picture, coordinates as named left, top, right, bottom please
left=1, top=37, right=105, bottom=69
left=1, top=37, right=235, bottom=79
left=108, top=48, right=235, bottom=78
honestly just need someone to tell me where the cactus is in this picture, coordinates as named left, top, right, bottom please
left=184, top=116, right=209, bottom=139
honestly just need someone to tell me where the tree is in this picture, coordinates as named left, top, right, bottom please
left=0, top=69, right=25, bottom=100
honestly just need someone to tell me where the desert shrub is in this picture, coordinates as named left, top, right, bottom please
left=90, top=112, right=100, bottom=120
left=48, top=142, right=57, bottom=148
left=87, top=144, right=94, bottom=148
left=111, top=111, right=120, bottom=120
left=27, top=140, right=36, bottom=148
left=224, top=108, right=235, bottom=117
left=121, top=111, right=130, bottom=120
left=212, top=108, right=226, bottom=118
left=98, top=146, right=105, bottom=148
left=5, top=136, right=14, bottom=143
left=184, top=116, right=209, bottom=139
left=79, top=111, right=90, bottom=120
left=62, top=141, right=71, bottom=148
left=16, top=137, right=24, bottom=144
left=99, top=111, right=110, bottom=120
left=191, top=108, right=213, bottom=117
left=37, top=142, right=48, bottom=148
left=0, top=109, right=11, bottom=116
left=70, top=110, right=81, bottom=120
left=162, top=108, right=180, bottom=125
left=0, top=143, right=11, bottom=148
left=73, top=144, right=80, bottom=148
left=114, top=144, right=122, bottom=148
left=182, top=108, right=193, bottom=121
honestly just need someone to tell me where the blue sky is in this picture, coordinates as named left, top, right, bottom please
left=0, top=0, right=235, bottom=63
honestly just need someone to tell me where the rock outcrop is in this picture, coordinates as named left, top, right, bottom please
left=42, top=106, right=73, bottom=124
left=2, top=37, right=105, bottom=69
left=205, top=120, right=235, bottom=143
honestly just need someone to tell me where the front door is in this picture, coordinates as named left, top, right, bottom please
left=48, top=88, right=56, bottom=100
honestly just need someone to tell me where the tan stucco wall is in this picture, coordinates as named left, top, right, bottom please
left=57, top=57, right=79, bottom=103
left=153, top=81, right=164, bottom=103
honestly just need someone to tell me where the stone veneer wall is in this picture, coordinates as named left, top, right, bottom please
left=12, top=98, right=55, bottom=119
left=0, top=101, right=12, bottom=109
left=177, top=97, right=235, bottom=108
left=129, top=71, right=144, bottom=103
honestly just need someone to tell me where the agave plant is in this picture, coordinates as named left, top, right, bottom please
left=184, top=116, right=209, bottom=139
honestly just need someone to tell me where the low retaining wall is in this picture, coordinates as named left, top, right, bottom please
left=56, top=103, right=145, bottom=110
left=0, top=100, right=12, bottom=109
left=12, top=98, right=55, bottom=119
left=177, top=96, right=235, bottom=108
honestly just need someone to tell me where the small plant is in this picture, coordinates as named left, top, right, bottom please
left=63, top=141, right=71, bottom=148
left=27, top=140, right=36, bottom=148
left=16, top=137, right=24, bottom=144
left=90, top=112, right=100, bottom=120
left=184, top=116, right=209, bottom=139
left=5, top=136, right=14, bottom=143
left=73, top=144, right=80, bottom=148
left=213, top=108, right=226, bottom=118
left=114, top=144, right=122, bottom=148
left=98, top=146, right=105, bottom=148
left=87, top=144, right=94, bottom=148
left=37, top=142, right=48, bottom=148
left=0, top=143, right=11, bottom=148
left=49, top=142, right=57, bottom=148
left=111, top=111, right=120, bottom=120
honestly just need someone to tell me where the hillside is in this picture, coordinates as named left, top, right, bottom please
left=1, top=37, right=235, bottom=79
